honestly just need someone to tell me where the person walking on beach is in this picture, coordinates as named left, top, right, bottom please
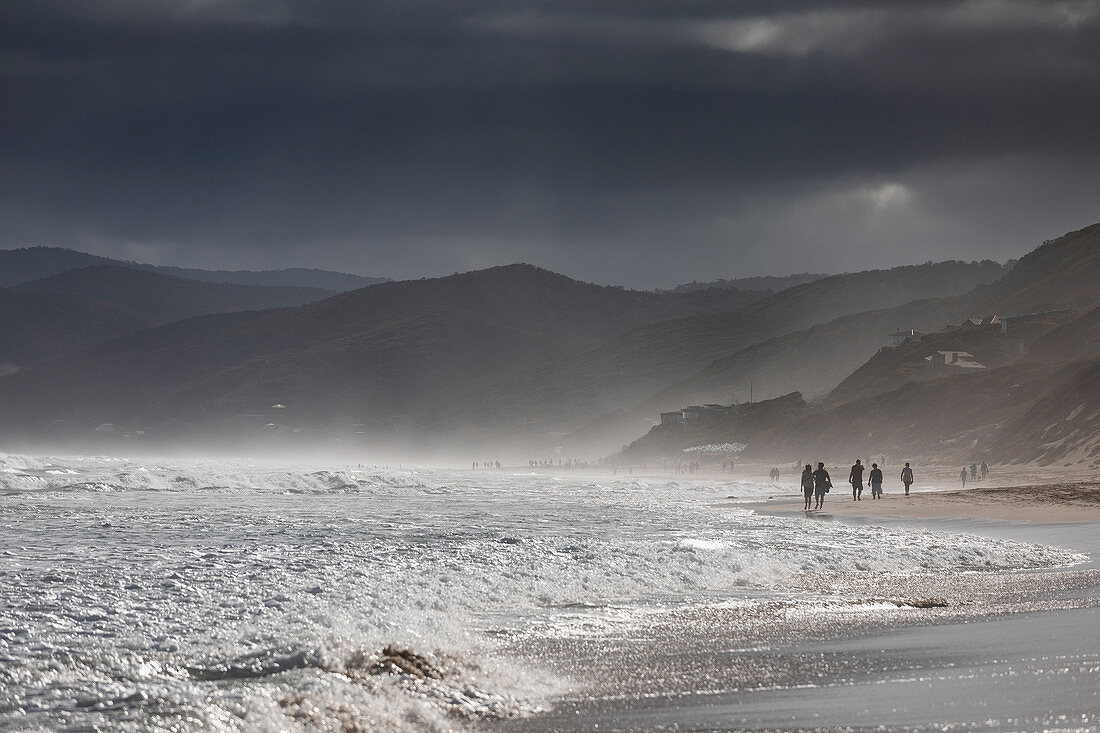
left=812, top=462, right=831, bottom=509
left=960, top=468, right=968, bottom=487
left=801, top=464, right=815, bottom=510
left=849, top=459, right=865, bottom=501
left=970, top=463, right=978, bottom=481
left=868, top=463, right=883, bottom=499
left=901, top=462, right=914, bottom=496
left=981, top=461, right=988, bottom=480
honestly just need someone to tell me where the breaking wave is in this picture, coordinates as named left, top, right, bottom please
left=0, top=453, right=1085, bottom=730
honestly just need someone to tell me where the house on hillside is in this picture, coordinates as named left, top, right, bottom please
left=683, top=406, right=707, bottom=421
left=888, top=328, right=926, bottom=346
left=661, top=404, right=736, bottom=425
left=660, top=411, right=684, bottom=426
left=999, top=310, right=1075, bottom=334
left=942, top=317, right=987, bottom=333
left=924, top=350, right=986, bottom=372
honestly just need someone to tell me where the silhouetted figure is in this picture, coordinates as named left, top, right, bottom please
left=960, top=468, right=968, bottom=487
left=801, top=464, right=815, bottom=510
left=981, top=461, right=988, bottom=480
left=812, top=462, right=831, bottom=509
left=970, top=463, right=977, bottom=481
left=869, top=463, right=883, bottom=499
left=849, top=459, right=865, bottom=501
left=901, top=462, right=914, bottom=496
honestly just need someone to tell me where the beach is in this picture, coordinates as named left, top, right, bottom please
left=492, top=481, right=1100, bottom=733
left=2, top=456, right=1097, bottom=732
left=752, top=481, right=1100, bottom=523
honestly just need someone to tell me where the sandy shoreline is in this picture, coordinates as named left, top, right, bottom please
left=489, top=488, right=1100, bottom=732
left=744, top=481, right=1100, bottom=522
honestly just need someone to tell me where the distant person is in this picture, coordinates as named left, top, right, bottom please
left=981, top=461, right=988, bottom=480
left=849, top=459, right=865, bottom=501
left=801, top=464, right=815, bottom=510
left=868, top=462, right=884, bottom=499
left=960, top=468, right=968, bottom=487
left=812, top=462, right=831, bottom=509
left=970, top=463, right=978, bottom=481
left=900, top=462, right=914, bottom=496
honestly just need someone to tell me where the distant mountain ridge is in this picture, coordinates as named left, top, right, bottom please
left=129, top=264, right=387, bottom=292
left=5, top=223, right=1094, bottom=462
left=0, top=246, right=388, bottom=291
left=0, top=257, right=1003, bottom=453
left=1, top=266, right=334, bottom=366
left=667, top=273, right=828, bottom=294
left=0, top=264, right=768, bottom=449
left=471, top=259, right=1008, bottom=451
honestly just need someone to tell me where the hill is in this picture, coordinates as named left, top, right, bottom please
left=821, top=312, right=1073, bottom=408
left=0, top=287, right=146, bottom=368
left=0, top=232, right=1085, bottom=458
left=0, top=265, right=767, bottom=449
left=17, top=266, right=332, bottom=324
left=0, top=246, right=388, bottom=291
left=1, top=266, right=333, bottom=366
left=668, top=273, right=827, bottom=293
left=629, top=224, right=1100, bottom=420
left=522, top=260, right=1006, bottom=454
left=130, top=264, right=389, bottom=291
left=620, top=353, right=1100, bottom=468
left=618, top=225, right=1100, bottom=466
left=1025, top=303, right=1100, bottom=364
left=618, top=359, right=1074, bottom=466
left=0, top=247, right=117, bottom=286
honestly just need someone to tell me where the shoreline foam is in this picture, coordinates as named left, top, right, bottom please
left=491, top=497, right=1100, bottom=732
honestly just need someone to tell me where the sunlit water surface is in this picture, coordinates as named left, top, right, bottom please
left=0, top=455, right=1082, bottom=731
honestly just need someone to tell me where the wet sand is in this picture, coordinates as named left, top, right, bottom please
left=489, top=495, right=1100, bottom=732
left=749, top=481, right=1100, bottom=523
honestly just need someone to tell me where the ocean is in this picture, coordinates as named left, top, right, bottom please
left=0, top=454, right=1087, bottom=731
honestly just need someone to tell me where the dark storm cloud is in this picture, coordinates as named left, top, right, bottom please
left=2, top=1, right=1099, bottom=286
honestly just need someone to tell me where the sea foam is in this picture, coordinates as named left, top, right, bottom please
left=0, top=455, right=1084, bottom=730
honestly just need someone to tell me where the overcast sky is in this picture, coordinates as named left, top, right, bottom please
left=2, top=1, right=1099, bottom=288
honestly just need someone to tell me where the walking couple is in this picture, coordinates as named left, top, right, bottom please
left=848, top=459, right=884, bottom=501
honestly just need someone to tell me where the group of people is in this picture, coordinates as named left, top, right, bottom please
left=800, top=460, right=917, bottom=510
left=960, top=461, right=989, bottom=486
